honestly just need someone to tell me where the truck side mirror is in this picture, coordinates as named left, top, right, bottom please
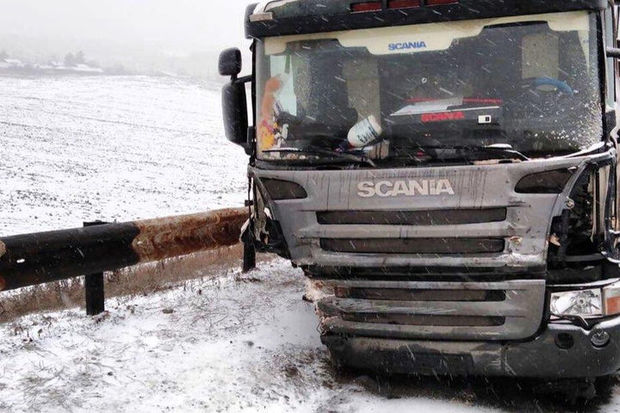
left=222, top=81, right=249, bottom=149
left=220, top=47, right=252, bottom=154
left=219, top=48, right=242, bottom=78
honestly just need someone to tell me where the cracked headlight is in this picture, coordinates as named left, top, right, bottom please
left=550, top=288, right=603, bottom=318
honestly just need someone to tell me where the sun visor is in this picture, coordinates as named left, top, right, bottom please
left=264, top=10, right=590, bottom=55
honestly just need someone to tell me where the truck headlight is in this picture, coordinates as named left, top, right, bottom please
left=260, top=179, right=307, bottom=200
left=515, top=169, right=573, bottom=194
left=550, top=281, right=620, bottom=319
left=603, top=282, right=620, bottom=316
left=550, top=289, right=603, bottom=318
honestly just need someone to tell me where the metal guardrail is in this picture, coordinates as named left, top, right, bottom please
left=0, top=208, right=247, bottom=314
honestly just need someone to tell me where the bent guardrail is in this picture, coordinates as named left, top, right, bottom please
left=0, top=208, right=247, bottom=314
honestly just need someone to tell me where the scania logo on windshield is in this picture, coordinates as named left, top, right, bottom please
left=357, top=180, right=456, bottom=198
left=388, top=41, right=427, bottom=51
left=421, top=111, right=465, bottom=122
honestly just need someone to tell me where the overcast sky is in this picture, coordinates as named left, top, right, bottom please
left=0, top=0, right=255, bottom=58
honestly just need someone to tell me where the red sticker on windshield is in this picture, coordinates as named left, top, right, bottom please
left=421, top=111, right=465, bottom=122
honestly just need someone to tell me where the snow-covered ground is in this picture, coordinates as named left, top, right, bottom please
left=2, top=75, right=620, bottom=412
left=0, top=260, right=491, bottom=412
left=0, top=75, right=247, bottom=235
left=5, top=258, right=614, bottom=413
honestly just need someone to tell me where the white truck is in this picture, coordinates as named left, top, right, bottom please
left=220, top=0, right=620, bottom=386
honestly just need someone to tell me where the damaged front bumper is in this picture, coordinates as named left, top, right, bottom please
left=322, top=316, right=620, bottom=378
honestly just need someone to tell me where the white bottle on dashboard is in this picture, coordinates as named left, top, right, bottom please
left=347, top=115, right=383, bottom=148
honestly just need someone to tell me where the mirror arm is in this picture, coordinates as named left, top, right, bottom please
left=607, top=47, right=620, bottom=59
left=246, top=126, right=256, bottom=157
left=234, top=75, right=252, bottom=85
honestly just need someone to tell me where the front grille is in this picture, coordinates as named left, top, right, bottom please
left=317, top=208, right=507, bottom=225
left=318, top=279, right=546, bottom=341
left=320, top=238, right=505, bottom=254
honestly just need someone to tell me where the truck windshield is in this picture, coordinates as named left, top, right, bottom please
left=255, top=11, right=602, bottom=165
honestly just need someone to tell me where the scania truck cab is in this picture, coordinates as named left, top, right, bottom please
left=220, top=0, right=620, bottom=380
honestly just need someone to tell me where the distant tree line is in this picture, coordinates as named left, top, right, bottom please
left=64, top=51, right=86, bottom=67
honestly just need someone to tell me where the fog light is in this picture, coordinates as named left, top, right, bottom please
left=590, top=330, right=610, bottom=348
left=550, top=289, right=603, bottom=319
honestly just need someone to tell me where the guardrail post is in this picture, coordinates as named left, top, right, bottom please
left=84, top=220, right=106, bottom=316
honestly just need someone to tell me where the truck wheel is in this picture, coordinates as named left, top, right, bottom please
left=565, top=379, right=596, bottom=405
left=533, top=378, right=596, bottom=405
left=594, top=375, right=618, bottom=399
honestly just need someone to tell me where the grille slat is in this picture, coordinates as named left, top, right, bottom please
left=320, top=238, right=505, bottom=254
left=336, top=287, right=506, bottom=302
left=343, top=313, right=505, bottom=327
left=317, top=208, right=507, bottom=225
left=319, top=297, right=527, bottom=317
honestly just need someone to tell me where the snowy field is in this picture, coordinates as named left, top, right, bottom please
left=0, top=75, right=248, bottom=235
left=2, top=75, right=620, bottom=412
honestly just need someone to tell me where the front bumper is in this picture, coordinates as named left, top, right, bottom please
left=322, top=316, right=620, bottom=378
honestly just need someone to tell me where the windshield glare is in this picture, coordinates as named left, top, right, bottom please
left=256, top=11, right=602, bottom=165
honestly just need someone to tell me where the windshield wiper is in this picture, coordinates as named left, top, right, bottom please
left=263, top=146, right=376, bottom=167
left=419, top=144, right=530, bottom=162
left=480, top=144, right=530, bottom=161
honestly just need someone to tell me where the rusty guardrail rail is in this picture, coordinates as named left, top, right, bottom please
left=0, top=208, right=247, bottom=313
